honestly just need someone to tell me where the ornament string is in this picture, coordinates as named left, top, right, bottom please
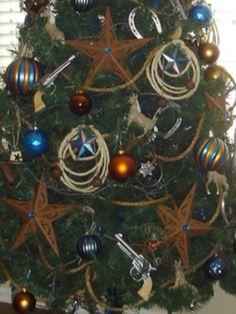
left=0, top=163, right=14, bottom=184
left=0, top=258, right=21, bottom=290
left=204, top=194, right=224, bottom=226
left=220, top=192, right=230, bottom=226
left=111, top=194, right=171, bottom=206
left=37, top=244, right=54, bottom=271
left=10, top=101, right=21, bottom=151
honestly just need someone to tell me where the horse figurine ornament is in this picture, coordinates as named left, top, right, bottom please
left=127, top=94, right=158, bottom=135
left=205, top=171, right=229, bottom=195
left=40, top=6, right=65, bottom=43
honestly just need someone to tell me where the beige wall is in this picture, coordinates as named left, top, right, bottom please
left=138, top=284, right=236, bottom=314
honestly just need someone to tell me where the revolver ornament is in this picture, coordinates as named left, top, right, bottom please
left=115, top=233, right=157, bottom=300
left=33, top=54, right=76, bottom=112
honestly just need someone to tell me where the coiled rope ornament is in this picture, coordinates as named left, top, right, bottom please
left=146, top=39, right=200, bottom=100
left=128, top=7, right=162, bottom=39
left=58, top=125, right=110, bottom=193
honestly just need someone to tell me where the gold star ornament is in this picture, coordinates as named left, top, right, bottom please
left=3, top=176, right=73, bottom=256
left=156, top=184, right=213, bottom=270
left=66, top=7, right=153, bottom=90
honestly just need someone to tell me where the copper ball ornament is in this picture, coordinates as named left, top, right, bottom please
left=92, top=176, right=102, bottom=187
left=108, top=150, right=137, bottom=182
left=50, top=166, right=62, bottom=180
left=185, top=79, right=195, bottom=90
left=12, top=290, right=36, bottom=313
left=69, top=92, right=92, bottom=115
left=198, top=43, right=220, bottom=64
left=158, top=97, right=168, bottom=107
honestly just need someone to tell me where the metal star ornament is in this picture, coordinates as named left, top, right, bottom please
left=66, top=7, right=153, bottom=90
left=69, top=129, right=96, bottom=158
left=156, top=184, right=213, bottom=270
left=162, top=46, right=189, bottom=74
left=2, top=175, right=73, bottom=256
left=139, top=161, right=155, bottom=178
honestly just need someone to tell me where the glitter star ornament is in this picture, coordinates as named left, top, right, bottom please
left=162, top=46, right=189, bottom=75
left=69, top=129, right=96, bottom=157
left=139, top=161, right=155, bottom=178
left=66, top=7, right=153, bottom=90
left=3, top=176, right=73, bottom=256
left=156, top=184, right=213, bottom=270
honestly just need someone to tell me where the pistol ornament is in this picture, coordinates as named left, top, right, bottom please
left=33, top=54, right=76, bottom=112
left=115, top=233, right=157, bottom=301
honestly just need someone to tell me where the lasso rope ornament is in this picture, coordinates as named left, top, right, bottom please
left=58, top=125, right=110, bottom=193
left=146, top=39, right=200, bottom=100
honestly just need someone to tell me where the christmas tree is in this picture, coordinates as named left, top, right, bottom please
left=0, top=0, right=236, bottom=313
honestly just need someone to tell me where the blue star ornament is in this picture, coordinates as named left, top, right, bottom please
left=162, top=46, right=189, bottom=74
left=70, top=129, right=96, bottom=158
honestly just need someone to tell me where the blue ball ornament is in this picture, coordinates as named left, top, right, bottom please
left=204, top=255, right=228, bottom=280
left=189, top=3, right=213, bottom=25
left=193, top=137, right=228, bottom=171
left=23, top=128, right=48, bottom=157
left=4, top=57, right=43, bottom=96
left=70, top=0, right=93, bottom=13
left=76, top=234, right=102, bottom=259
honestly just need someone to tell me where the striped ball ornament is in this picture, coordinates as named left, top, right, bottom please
left=193, top=137, right=228, bottom=171
left=4, top=57, right=43, bottom=96
left=76, top=234, right=101, bottom=259
left=69, top=0, right=93, bottom=13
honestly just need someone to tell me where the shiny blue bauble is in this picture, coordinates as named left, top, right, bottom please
left=189, top=3, right=213, bottom=25
left=23, top=128, right=48, bottom=157
left=204, top=256, right=228, bottom=280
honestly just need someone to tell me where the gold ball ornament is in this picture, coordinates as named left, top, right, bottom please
left=108, top=150, right=137, bottom=182
left=198, top=43, right=220, bottom=64
left=204, top=65, right=228, bottom=82
left=12, top=290, right=36, bottom=313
